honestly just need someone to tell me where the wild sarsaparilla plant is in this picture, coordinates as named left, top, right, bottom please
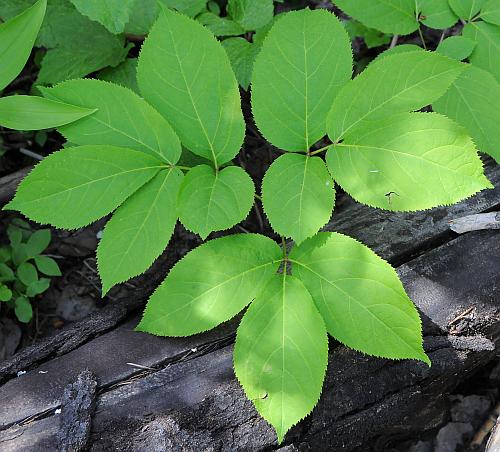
left=1, top=5, right=493, bottom=442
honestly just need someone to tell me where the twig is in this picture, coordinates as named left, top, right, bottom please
left=449, top=212, right=500, bottom=234
left=389, top=35, right=399, bottom=49
left=19, top=148, right=43, bottom=161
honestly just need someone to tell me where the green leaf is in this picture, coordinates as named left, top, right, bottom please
left=17, top=262, right=38, bottom=286
left=69, top=0, right=135, bottom=34
left=137, top=234, right=282, bottom=336
left=480, top=0, right=500, bottom=25
left=15, top=296, right=32, bottom=323
left=197, top=12, right=245, bottom=37
left=162, top=0, right=206, bottom=17
left=227, top=0, right=274, bottom=31
left=34, top=255, right=61, bottom=276
left=463, top=21, right=500, bottom=83
left=222, top=38, right=259, bottom=90
left=333, top=0, right=418, bottom=34
left=433, top=65, right=500, bottom=163
left=11, top=245, right=29, bottom=267
left=0, top=96, right=96, bottom=131
left=177, top=165, right=255, bottom=239
left=26, top=229, right=51, bottom=256
left=344, top=20, right=391, bottom=48
left=327, top=51, right=465, bottom=142
left=41, top=79, right=181, bottom=164
left=448, top=0, right=486, bottom=20
left=290, top=232, right=430, bottom=364
left=0, top=0, right=46, bottom=91
left=436, top=36, right=477, bottom=60
left=137, top=7, right=245, bottom=167
left=327, top=112, right=492, bottom=211
left=0, top=285, right=12, bottom=302
left=5, top=145, right=163, bottom=229
left=7, top=227, right=23, bottom=247
left=418, top=0, right=458, bottom=29
left=262, top=154, right=335, bottom=244
left=234, top=274, right=328, bottom=443
left=98, top=58, right=139, bottom=94
left=97, top=168, right=183, bottom=295
left=252, top=9, right=352, bottom=152
left=25, top=278, right=50, bottom=297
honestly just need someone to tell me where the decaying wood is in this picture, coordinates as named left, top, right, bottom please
left=0, top=166, right=31, bottom=206
left=450, top=211, right=500, bottom=234
left=58, top=370, right=97, bottom=452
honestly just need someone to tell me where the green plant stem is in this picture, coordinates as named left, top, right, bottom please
left=255, top=193, right=262, bottom=201
left=417, top=27, right=427, bottom=49
left=309, top=144, right=331, bottom=156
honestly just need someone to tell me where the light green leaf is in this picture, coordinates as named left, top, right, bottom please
left=177, top=165, right=255, bottom=239
left=162, top=0, right=206, bottom=17
left=448, top=0, right=486, bottom=20
left=26, top=229, right=51, bottom=256
left=463, top=21, right=500, bottom=83
left=333, top=0, right=418, bottom=34
left=262, top=154, right=335, bottom=244
left=34, top=255, right=61, bottom=276
left=98, top=58, right=139, bottom=94
left=252, top=9, right=352, bottom=152
left=227, top=0, right=274, bottom=31
left=419, top=0, right=458, bottom=29
left=26, top=278, right=50, bottom=297
left=15, top=296, right=32, bottom=323
left=69, top=0, right=135, bottom=34
left=0, top=96, right=96, bottom=131
left=234, top=274, right=328, bottom=443
left=327, top=51, right=465, bottom=142
left=137, top=7, right=245, bottom=167
left=433, top=65, right=500, bottom=163
left=344, top=20, right=391, bottom=48
left=5, top=145, right=163, bottom=229
left=290, top=232, right=430, bottom=364
left=327, top=112, right=492, bottom=211
left=0, top=285, right=12, bottom=302
left=17, top=262, right=38, bottom=286
left=222, top=38, right=259, bottom=90
left=97, top=168, right=183, bottom=295
left=41, top=79, right=181, bottom=164
left=480, top=0, right=500, bottom=25
left=436, top=36, right=476, bottom=60
left=0, top=0, right=46, bottom=91
left=197, top=12, right=245, bottom=37
left=137, top=234, right=282, bottom=336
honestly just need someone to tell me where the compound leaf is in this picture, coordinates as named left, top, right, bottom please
left=290, top=232, right=430, bottom=364
left=327, top=51, right=465, bottom=142
left=25, top=229, right=51, bottom=256
left=5, top=145, right=163, bottom=229
left=327, top=112, right=492, bottom=211
left=17, top=262, right=38, bottom=286
left=433, top=65, right=500, bottom=163
left=69, top=0, right=135, bottom=34
left=0, top=0, right=46, bottom=91
left=177, top=165, right=255, bottom=239
left=15, top=296, right=32, bottom=323
left=448, top=0, right=486, bottom=20
left=41, top=79, right=181, bottom=164
left=0, top=96, right=96, bottom=131
left=480, top=0, right=500, bottom=25
left=227, top=0, right=274, bottom=31
left=234, top=274, right=328, bottom=443
left=262, top=153, right=335, bottom=244
left=137, top=6, right=244, bottom=167
left=436, top=35, right=476, bottom=60
left=137, top=234, right=282, bottom=336
left=419, top=0, right=458, bottom=29
left=0, top=285, right=12, bottom=302
left=252, top=9, right=352, bottom=152
left=97, top=168, right=183, bottom=295
left=333, top=0, right=418, bottom=34
left=463, top=21, right=500, bottom=83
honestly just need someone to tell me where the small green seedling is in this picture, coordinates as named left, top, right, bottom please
left=0, top=220, right=60, bottom=323
left=0, top=4, right=495, bottom=443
